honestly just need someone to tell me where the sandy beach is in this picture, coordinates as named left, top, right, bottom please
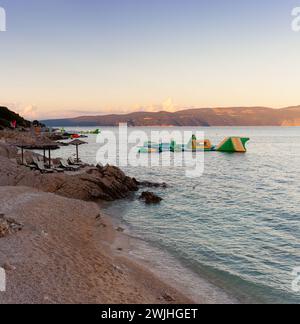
left=0, top=185, right=195, bottom=304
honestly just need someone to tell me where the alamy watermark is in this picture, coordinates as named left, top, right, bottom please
left=292, top=267, right=300, bottom=293
left=96, top=124, right=205, bottom=178
left=0, top=6, right=6, bottom=32
left=0, top=267, right=6, bottom=292
left=292, top=7, right=300, bottom=32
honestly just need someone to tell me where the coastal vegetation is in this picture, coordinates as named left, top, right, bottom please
left=0, top=106, right=31, bottom=129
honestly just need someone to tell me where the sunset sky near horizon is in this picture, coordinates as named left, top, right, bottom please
left=1, top=0, right=300, bottom=119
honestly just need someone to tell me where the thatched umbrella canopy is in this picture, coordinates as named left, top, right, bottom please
left=15, top=141, right=59, bottom=168
left=69, top=139, right=87, bottom=163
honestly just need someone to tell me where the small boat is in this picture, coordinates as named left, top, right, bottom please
left=138, top=136, right=250, bottom=153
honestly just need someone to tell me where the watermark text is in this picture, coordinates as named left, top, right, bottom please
left=0, top=6, right=6, bottom=32
left=292, top=7, right=300, bottom=32
left=96, top=124, right=205, bottom=178
left=292, top=267, right=300, bottom=292
left=0, top=267, right=6, bottom=292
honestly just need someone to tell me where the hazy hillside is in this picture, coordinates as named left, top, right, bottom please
left=42, top=106, right=300, bottom=127
left=0, top=106, right=31, bottom=129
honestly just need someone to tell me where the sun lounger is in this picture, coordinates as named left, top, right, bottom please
left=53, top=166, right=65, bottom=173
left=24, top=158, right=38, bottom=170
left=60, top=159, right=81, bottom=171
left=52, top=160, right=65, bottom=173
left=32, top=156, right=54, bottom=174
left=68, top=156, right=83, bottom=166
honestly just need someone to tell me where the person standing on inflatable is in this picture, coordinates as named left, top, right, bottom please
left=192, top=134, right=197, bottom=152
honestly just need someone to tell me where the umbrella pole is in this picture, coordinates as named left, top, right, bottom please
left=76, top=145, right=79, bottom=163
left=21, top=147, right=24, bottom=165
left=48, top=149, right=51, bottom=169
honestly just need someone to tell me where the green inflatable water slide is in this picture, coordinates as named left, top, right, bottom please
left=216, top=137, right=250, bottom=152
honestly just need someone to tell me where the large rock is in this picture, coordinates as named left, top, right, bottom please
left=0, top=155, right=138, bottom=201
left=50, top=165, right=139, bottom=201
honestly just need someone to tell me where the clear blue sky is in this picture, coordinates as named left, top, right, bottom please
left=0, top=0, right=300, bottom=119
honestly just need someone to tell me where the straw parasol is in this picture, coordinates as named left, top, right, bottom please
left=69, top=139, right=87, bottom=163
left=15, top=141, right=58, bottom=168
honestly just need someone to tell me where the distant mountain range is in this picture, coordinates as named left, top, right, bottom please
left=42, top=106, right=300, bottom=127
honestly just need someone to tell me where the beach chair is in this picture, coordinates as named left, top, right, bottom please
left=60, top=159, right=81, bottom=171
left=53, top=164, right=65, bottom=173
left=50, top=160, right=65, bottom=173
left=24, top=157, right=38, bottom=170
left=32, top=156, right=54, bottom=174
left=68, top=156, right=83, bottom=166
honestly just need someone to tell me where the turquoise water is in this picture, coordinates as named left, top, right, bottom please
left=53, top=127, right=300, bottom=304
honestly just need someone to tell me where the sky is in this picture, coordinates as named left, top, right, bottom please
left=0, top=0, right=300, bottom=119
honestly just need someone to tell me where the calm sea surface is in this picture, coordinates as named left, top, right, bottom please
left=52, top=126, right=300, bottom=304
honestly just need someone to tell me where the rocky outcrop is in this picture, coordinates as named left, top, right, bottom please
left=139, top=191, right=163, bottom=204
left=50, top=165, right=139, bottom=201
left=0, top=155, right=139, bottom=201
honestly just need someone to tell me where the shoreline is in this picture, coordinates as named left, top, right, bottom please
left=0, top=186, right=194, bottom=304
left=101, top=206, right=239, bottom=304
left=90, top=211, right=197, bottom=304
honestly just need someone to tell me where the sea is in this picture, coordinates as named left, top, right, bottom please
left=50, top=126, right=300, bottom=304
